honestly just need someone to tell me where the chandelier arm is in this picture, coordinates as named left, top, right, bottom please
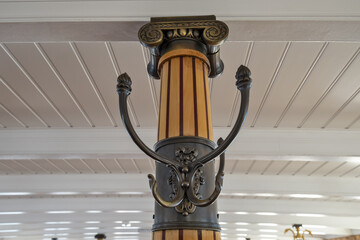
left=117, top=73, right=181, bottom=168
left=285, top=229, right=296, bottom=239
left=304, top=230, right=313, bottom=237
left=192, top=65, right=252, bottom=166
left=147, top=165, right=185, bottom=208
left=187, top=142, right=225, bottom=207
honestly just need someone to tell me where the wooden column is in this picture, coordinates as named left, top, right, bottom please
left=153, top=230, right=221, bottom=240
left=138, top=15, right=229, bottom=240
left=157, top=49, right=213, bottom=141
left=154, top=50, right=219, bottom=239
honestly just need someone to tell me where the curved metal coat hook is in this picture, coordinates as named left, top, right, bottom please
left=116, top=65, right=252, bottom=167
left=116, top=73, right=180, bottom=168
left=186, top=138, right=225, bottom=207
left=147, top=165, right=185, bottom=208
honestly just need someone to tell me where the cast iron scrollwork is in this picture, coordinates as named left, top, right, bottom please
left=147, top=139, right=224, bottom=215
left=175, top=146, right=198, bottom=166
left=117, top=65, right=252, bottom=214
left=147, top=165, right=184, bottom=208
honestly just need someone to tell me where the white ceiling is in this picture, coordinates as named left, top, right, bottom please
left=0, top=1, right=360, bottom=240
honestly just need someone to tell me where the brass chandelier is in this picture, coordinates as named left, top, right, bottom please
left=285, top=224, right=313, bottom=240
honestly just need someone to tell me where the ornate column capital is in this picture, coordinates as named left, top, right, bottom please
left=138, top=15, right=229, bottom=79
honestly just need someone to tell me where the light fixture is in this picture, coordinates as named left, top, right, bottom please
left=302, top=225, right=327, bottom=229
left=45, top=211, right=74, bottom=214
left=285, top=224, right=313, bottom=240
left=0, top=223, right=21, bottom=226
left=0, top=192, right=32, bottom=196
left=117, top=15, right=252, bottom=239
left=114, top=227, right=140, bottom=230
left=116, top=192, right=144, bottom=195
left=258, top=223, right=278, bottom=227
left=49, top=192, right=79, bottom=195
left=235, top=212, right=249, bottom=215
left=289, top=194, right=324, bottom=199
left=0, top=211, right=25, bottom=215
left=237, top=234, right=248, bottom=237
left=115, top=210, right=142, bottom=213
left=260, top=235, right=278, bottom=238
left=45, top=222, right=72, bottom=225
left=259, top=229, right=278, bottom=233
left=113, top=232, right=139, bottom=235
left=85, top=210, right=102, bottom=214
left=236, top=229, right=249, bottom=232
left=0, top=230, right=19, bottom=233
left=256, top=212, right=278, bottom=216
left=254, top=193, right=278, bottom=197
left=44, top=228, right=70, bottom=231
left=293, top=213, right=325, bottom=217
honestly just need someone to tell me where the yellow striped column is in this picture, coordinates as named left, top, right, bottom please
left=157, top=49, right=213, bottom=141
left=153, top=229, right=221, bottom=240
left=138, top=15, right=229, bottom=240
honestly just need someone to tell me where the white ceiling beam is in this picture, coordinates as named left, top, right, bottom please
left=1, top=21, right=360, bottom=42
left=0, top=128, right=359, bottom=161
left=0, top=197, right=359, bottom=230
left=0, top=196, right=359, bottom=217
left=1, top=174, right=360, bottom=196
left=0, top=0, right=360, bottom=23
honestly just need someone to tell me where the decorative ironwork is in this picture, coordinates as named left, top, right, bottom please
left=175, top=146, right=198, bottom=166
left=117, top=65, right=251, bottom=213
left=192, top=168, right=205, bottom=198
left=168, top=169, right=179, bottom=200
left=175, top=198, right=196, bottom=216
left=138, top=15, right=229, bottom=79
left=139, top=19, right=229, bottom=47
left=165, top=28, right=201, bottom=41
left=116, top=72, right=132, bottom=95
left=116, top=14, right=253, bottom=228
left=236, top=65, right=252, bottom=91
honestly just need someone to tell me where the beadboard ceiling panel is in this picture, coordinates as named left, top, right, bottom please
left=211, top=41, right=250, bottom=127
left=231, top=42, right=289, bottom=128
left=110, top=42, right=158, bottom=127
left=279, top=42, right=360, bottom=129
left=0, top=41, right=359, bottom=129
left=303, top=47, right=360, bottom=128
left=254, top=42, right=325, bottom=128
left=39, top=43, right=114, bottom=127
